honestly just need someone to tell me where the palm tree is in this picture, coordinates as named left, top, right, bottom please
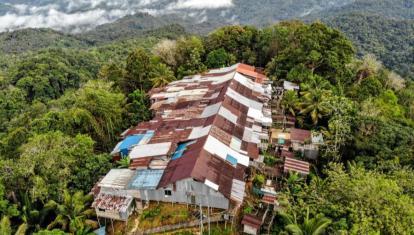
left=281, top=90, right=300, bottom=116
left=301, top=75, right=332, bottom=92
left=355, top=54, right=382, bottom=84
left=46, top=191, right=98, bottom=233
left=150, top=63, right=176, bottom=88
left=298, top=88, right=332, bottom=125
left=280, top=208, right=332, bottom=235
left=284, top=172, right=304, bottom=195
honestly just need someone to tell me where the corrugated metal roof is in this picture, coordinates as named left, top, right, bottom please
left=284, top=157, right=310, bottom=175
left=128, top=169, right=164, bottom=190
left=92, top=193, right=133, bottom=213
left=241, top=214, right=262, bottom=229
left=129, top=142, right=172, bottom=159
left=291, top=128, right=312, bottom=143
left=231, top=179, right=246, bottom=203
left=101, top=64, right=271, bottom=204
left=98, top=169, right=135, bottom=189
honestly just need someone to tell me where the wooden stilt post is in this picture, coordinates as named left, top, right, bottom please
left=199, top=201, right=204, bottom=234
left=207, top=197, right=211, bottom=235
left=97, top=215, right=101, bottom=228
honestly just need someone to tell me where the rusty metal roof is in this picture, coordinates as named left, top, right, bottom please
left=241, top=214, right=262, bottom=229
left=103, top=64, right=271, bottom=204
left=290, top=128, right=311, bottom=143
left=92, top=193, right=133, bottom=213
left=284, top=156, right=310, bottom=175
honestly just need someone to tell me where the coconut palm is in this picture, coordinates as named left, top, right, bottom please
left=281, top=90, right=300, bottom=116
left=150, top=63, right=176, bottom=88
left=301, top=75, right=332, bottom=92
left=46, top=191, right=98, bottom=233
left=355, top=54, right=382, bottom=84
left=280, top=208, right=332, bottom=235
left=284, top=172, right=304, bottom=195
left=298, top=88, right=332, bottom=125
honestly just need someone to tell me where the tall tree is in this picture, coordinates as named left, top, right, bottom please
left=175, top=36, right=206, bottom=78
left=286, top=163, right=414, bottom=234
left=321, top=96, right=355, bottom=161
left=123, top=48, right=151, bottom=93
left=205, top=25, right=259, bottom=64
left=152, top=39, right=178, bottom=69
left=4, top=132, right=103, bottom=203
left=97, top=62, right=124, bottom=85
left=205, top=48, right=235, bottom=69
left=125, top=89, right=151, bottom=127
left=266, top=22, right=355, bottom=83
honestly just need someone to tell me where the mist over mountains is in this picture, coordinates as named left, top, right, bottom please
left=0, top=0, right=412, bottom=79
left=0, top=0, right=384, bottom=33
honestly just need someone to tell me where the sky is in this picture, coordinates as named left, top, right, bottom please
left=0, top=0, right=234, bottom=33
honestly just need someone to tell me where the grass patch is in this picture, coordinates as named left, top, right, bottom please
left=139, top=203, right=192, bottom=230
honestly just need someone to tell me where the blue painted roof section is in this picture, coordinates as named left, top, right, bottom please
left=226, top=154, right=238, bottom=166
left=119, top=135, right=144, bottom=156
left=128, top=169, right=164, bottom=190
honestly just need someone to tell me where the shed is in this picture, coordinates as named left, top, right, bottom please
left=92, top=194, right=134, bottom=221
left=241, top=214, right=262, bottom=235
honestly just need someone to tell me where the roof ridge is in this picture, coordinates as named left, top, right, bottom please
left=189, top=70, right=237, bottom=179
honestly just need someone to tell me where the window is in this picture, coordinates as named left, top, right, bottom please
left=164, top=190, right=172, bottom=197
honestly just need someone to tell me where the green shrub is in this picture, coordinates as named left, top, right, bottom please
left=253, top=174, right=265, bottom=187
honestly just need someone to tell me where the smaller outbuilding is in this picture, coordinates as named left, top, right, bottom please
left=241, top=214, right=263, bottom=235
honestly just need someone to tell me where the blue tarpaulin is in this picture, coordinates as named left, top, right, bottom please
left=171, top=140, right=196, bottom=160
left=94, top=226, right=106, bottom=235
left=119, top=135, right=144, bottom=156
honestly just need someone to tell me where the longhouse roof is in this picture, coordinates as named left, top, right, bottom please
left=109, top=63, right=272, bottom=204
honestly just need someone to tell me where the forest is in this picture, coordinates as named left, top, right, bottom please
left=0, top=21, right=413, bottom=234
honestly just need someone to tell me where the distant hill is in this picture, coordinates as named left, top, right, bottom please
left=0, top=28, right=91, bottom=54
left=80, top=13, right=174, bottom=43
left=0, top=21, right=188, bottom=54
left=326, top=13, right=414, bottom=79
left=315, top=0, right=414, bottom=20
left=0, top=0, right=412, bottom=79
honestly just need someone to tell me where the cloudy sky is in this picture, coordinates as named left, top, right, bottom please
left=0, top=0, right=234, bottom=33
